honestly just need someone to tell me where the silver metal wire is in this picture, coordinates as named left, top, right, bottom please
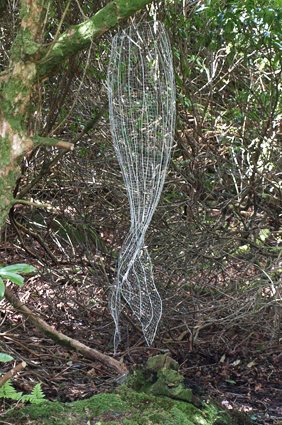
left=107, top=21, right=176, bottom=352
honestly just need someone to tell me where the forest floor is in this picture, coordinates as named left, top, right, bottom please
left=1, top=243, right=282, bottom=424
left=1, top=297, right=282, bottom=424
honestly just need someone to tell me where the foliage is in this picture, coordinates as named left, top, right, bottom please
left=0, top=380, right=22, bottom=401
left=22, top=383, right=46, bottom=404
left=164, top=0, right=282, bottom=243
left=0, top=380, right=45, bottom=404
left=0, top=263, right=36, bottom=298
left=0, top=258, right=43, bottom=407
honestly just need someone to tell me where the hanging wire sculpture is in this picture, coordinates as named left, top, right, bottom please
left=107, top=21, right=176, bottom=352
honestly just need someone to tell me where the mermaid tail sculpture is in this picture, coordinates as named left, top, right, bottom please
left=107, top=21, right=176, bottom=352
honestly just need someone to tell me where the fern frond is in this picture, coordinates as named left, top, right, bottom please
left=0, top=380, right=22, bottom=400
left=22, top=383, right=45, bottom=404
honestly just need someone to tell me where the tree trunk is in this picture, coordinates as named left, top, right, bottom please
left=0, top=0, right=152, bottom=230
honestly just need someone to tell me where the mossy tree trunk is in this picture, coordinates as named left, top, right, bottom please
left=0, top=0, right=152, bottom=230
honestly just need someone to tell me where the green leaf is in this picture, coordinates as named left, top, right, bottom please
left=175, top=75, right=183, bottom=89
left=194, top=15, right=202, bottom=28
left=0, top=264, right=36, bottom=274
left=225, top=379, right=236, bottom=385
left=225, top=20, right=234, bottom=34
left=217, top=13, right=224, bottom=25
left=205, top=31, right=214, bottom=48
left=0, top=272, right=24, bottom=286
left=273, top=53, right=281, bottom=67
left=0, top=353, right=14, bottom=362
left=0, top=277, right=5, bottom=298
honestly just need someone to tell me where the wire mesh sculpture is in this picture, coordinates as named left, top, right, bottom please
left=107, top=21, right=176, bottom=352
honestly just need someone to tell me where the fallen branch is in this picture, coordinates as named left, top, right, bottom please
left=4, top=287, right=128, bottom=376
left=0, top=361, right=27, bottom=388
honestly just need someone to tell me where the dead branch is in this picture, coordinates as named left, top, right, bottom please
left=4, top=286, right=128, bottom=376
left=47, top=141, right=74, bottom=150
left=0, top=361, right=27, bottom=388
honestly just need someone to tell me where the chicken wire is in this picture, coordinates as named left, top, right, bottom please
left=107, top=21, right=176, bottom=352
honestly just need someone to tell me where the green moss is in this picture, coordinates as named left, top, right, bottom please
left=4, top=356, right=256, bottom=425
left=146, top=354, right=178, bottom=372
left=5, top=383, right=255, bottom=425
left=0, top=133, right=24, bottom=228
left=38, top=0, right=152, bottom=78
left=116, top=384, right=163, bottom=406
left=53, top=2, right=119, bottom=58
left=166, top=406, right=195, bottom=425
left=0, top=135, right=12, bottom=166
left=150, top=369, right=192, bottom=402
left=19, top=400, right=65, bottom=420
left=0, top=159, right=20, bottom=229
left=10, top=393, right=129, bottom=425
left=2, top=78, right=29, bottom=121
left=129, top=354, right=193, bottom=403
left=24, top=39, right=40, bottom=56
left=9, top=31, right=25, bottom=63
left=117, top=0, right=151, bottom=19
left=18, top=1, right=27, bottom=19
left=23, top=393, right=128, bottom=419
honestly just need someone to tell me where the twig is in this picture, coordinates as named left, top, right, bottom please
left=11, top=199, right=58, bottom=210
left=9, top=209, right=60, bottom=265
left=3, top=336, right=39, bottom=357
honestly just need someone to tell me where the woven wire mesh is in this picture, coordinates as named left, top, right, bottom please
left=107, top=21, right=176, bottom=351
